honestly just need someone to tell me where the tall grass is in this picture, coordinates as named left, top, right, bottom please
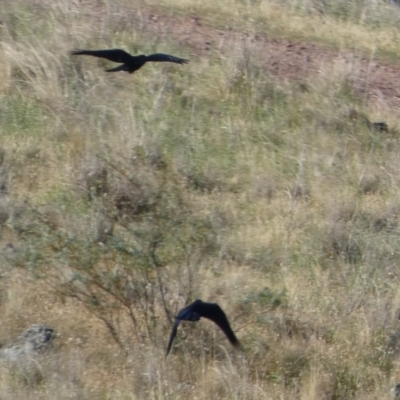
left=144, top=0, right=400, bottom=58
left=1, top=0, right=400, bottom=398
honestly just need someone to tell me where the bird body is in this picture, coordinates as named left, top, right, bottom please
left=71, top=48, right=189, bottom=74
left=166, top=299, right=240, bottom=356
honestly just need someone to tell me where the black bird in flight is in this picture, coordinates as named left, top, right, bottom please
left=166, top=299, right=240, bottom=356
left=71, top=48, right=189, bottom=74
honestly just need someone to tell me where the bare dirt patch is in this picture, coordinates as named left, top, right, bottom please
left=126, top=8, right=400, bottom=107
left=17, top=1, right=400, bottom=107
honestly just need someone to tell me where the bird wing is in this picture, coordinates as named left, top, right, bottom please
left=176, top=302, right=201, bottom=322
left=71, top=49, right=132, bottom=64
left=166, top=301, right=202, bottom=356
left=197, top=303, right=240, bottom=346
left=166, top=319, right=181, bottom=356
left=146, top=53, right=189, bottom=64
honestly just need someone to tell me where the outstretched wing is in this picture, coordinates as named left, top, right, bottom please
left=71, top=49, right=132, bottom=64
left=166, top=301, right=202, bottom=356
left=197, top=302, right=240, bottom=346
left=166, top=319, right=181, bottom=356
left=146, top=53, right=189, bottom=64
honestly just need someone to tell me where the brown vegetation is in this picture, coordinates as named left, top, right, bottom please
left=2, top=0, right=400, bottom=398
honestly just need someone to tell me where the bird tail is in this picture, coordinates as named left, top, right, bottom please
left=105, top=64, right=130, bottom=73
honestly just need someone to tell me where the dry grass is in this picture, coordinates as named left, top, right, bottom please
left=1, top=0, right=400, bottom=398
left=144, top=0, right=400, bottom=58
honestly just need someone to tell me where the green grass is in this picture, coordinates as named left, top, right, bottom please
left=1, top=0, right=400, bottom=399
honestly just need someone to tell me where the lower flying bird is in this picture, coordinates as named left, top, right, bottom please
left=166, top=299, right=240, bottom=356
left=70, top=48, right=189, bottom=74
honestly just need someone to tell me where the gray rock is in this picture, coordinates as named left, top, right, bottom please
left=392, top=383, right=400, bottom=399
left=0, top=324, right=55, bottom=363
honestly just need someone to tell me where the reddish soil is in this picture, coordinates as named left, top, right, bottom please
left=137, top=10, right=400, bottom=107
left=82, top=2, right=400, bottom=107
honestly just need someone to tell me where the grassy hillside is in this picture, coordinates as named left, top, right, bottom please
left=2, top=0, right=400, bottom=398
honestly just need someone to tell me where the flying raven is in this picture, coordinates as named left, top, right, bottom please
left=166, top=299, right=240, bottom=356
left=70, top=48, right=189, bottom=74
